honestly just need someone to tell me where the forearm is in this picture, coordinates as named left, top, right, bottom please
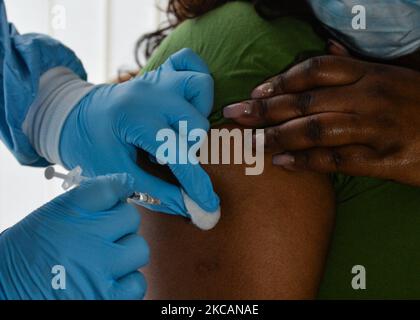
left=0, top=0, right=88, bottom=166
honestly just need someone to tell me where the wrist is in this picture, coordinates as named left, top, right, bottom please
left=22, top=67, right=96, bottom=165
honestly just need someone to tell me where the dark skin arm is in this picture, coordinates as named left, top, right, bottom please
left=224, top=54, right=420, bottom=186
left=137, top=124, right=335, bottom=299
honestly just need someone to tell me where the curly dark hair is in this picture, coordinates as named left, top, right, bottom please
left=135, top=0, right=315, bottom=67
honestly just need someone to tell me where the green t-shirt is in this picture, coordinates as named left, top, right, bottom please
left=142, top=2, right=324, bottom=126
left=142, top=2, right=420, bottom=299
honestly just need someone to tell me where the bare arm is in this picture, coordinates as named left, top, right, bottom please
left=138, top=124, right=335, bottom=299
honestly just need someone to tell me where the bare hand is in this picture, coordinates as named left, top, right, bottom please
left=223, top=55, right=420, bottom=186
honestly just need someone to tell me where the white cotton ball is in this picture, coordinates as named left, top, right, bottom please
left=181, top=190, right=221, bottom=231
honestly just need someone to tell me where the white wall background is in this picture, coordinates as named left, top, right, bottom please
left=0, top=0, right=167, bottom=231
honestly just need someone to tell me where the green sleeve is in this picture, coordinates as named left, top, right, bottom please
left=142, top=2, right=325, bottom=126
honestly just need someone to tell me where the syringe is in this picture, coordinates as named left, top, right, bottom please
left=44, top=166, right=221, bottom=230
left=44, top=166, right=161, bottom=206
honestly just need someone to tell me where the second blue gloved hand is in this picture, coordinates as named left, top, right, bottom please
left=59, top=48, right=219, bottom=216
left=0, top=174, right=148, bottom=300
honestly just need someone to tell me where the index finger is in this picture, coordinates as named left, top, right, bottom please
left=63, top=174, right=135, bottom=212
left=251, top=55, right=367, bottom=98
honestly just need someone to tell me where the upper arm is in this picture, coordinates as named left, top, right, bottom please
left=137, top=2, right=334, bottom=299
left=138, top=125, right=335, bottom=299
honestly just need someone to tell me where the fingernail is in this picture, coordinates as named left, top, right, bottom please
left=252, top=82, right=274, bottom=99
left=272, top=154, right=295, bottom=170
left=223, top=102, right=252, bottom=119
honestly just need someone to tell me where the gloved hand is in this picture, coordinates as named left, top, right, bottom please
left=0, top=174, right=148, bottom=300
left=59, top=48, right=219, bottom=216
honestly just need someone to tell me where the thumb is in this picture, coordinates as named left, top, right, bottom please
left=162, top=48, right=210, bottom=73
left=64, top=173, right=135, bottom=212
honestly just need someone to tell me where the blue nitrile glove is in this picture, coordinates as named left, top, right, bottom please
left=0, top=174, right=148, bottom=300
left=25, top=48, right=219, bottom=217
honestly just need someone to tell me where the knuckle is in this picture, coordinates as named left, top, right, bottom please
left=272, top=73, right=287, bottom=93
left=184, top=73, right=213, bottom=96
left=255, top=98, right=270, bottom=122
left=295, top=93, right=313, bottom=116
left=305, top=117, right=322, bottom=142
left=195, top=72, right=213, bottom=86
left=272, top=126, right=284, bottom=146
left=266, top=126, right=282, bottom=147
left=327, top=149, right=343, bottom=170
left=304, top=56, right=324, bottom=77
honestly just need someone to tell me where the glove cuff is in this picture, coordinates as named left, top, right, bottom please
left=22, top=67, right=96, bottom=165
